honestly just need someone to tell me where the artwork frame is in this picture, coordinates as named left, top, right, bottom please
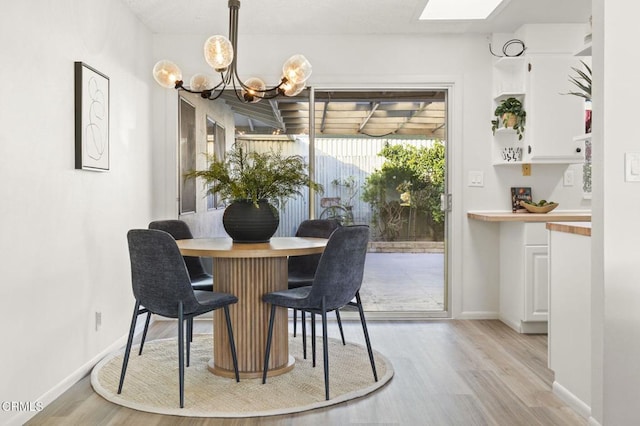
left=74, top=62, right=110, bottom=171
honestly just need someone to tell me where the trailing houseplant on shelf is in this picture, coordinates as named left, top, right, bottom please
left=491, top=97, right=526, bottom=140
left=186, top=143, right=323, bottom=243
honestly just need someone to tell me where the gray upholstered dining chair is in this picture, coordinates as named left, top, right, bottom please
left=262, top=225, right=377, bottom=400
left=137, top=220, right=213, bottom=354
left=118, top=229, right=239, bottom=408
left=288, top=219, right=343, bottom=357
left=148, top=220, right=213, bottom=290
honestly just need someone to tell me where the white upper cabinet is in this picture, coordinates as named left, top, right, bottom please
left=523, top=54, right=585, bottom=163
left=491, top=26, right=588, bottom=165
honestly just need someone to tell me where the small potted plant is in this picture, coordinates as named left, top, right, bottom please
left=186, top=144, right=323, bottom=243
left=491, top=97, right=526, bottom=140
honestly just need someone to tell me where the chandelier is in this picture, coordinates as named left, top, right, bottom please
left=152, top=0, right=312, bottom=103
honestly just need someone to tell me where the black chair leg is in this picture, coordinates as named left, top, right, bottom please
left=335, top=309, right=346, bottom=345
left=186, top=316, right=191, bottom=368
left=301, top=310, right=307, bottom=359
left=223, top=306, right=240, bottom=382
left=321, top=298, right=330, bottom=400
left=262, top=304, right=277, bottom=384
left=355, top=292, right=378, bottom=382
left=293, top=308, right=297, bottom=337
left=311, top=312, right=316, bottom=367
left=118, top=301, right=140, bottom=394
left=178, top=302, right=185, bottom=408
left=138, top=311, right=151, bottom=355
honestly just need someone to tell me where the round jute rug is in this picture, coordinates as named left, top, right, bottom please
left=91, top=334, right=393, bottom=417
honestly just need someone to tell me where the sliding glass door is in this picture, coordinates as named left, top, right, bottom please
left=230, top=87, right=450, bottom=317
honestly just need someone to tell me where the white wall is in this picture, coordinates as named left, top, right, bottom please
left=590, top=2, right=605, bottom=423
left=152, top=30, right=588, bottom=319
left=0, top=1, right=153, bottom=424
left=595, top=1, right=640, bottom=424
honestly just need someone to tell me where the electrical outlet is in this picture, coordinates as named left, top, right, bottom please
left=563, top=170, right=575, bottom=186
left=95, top=312, right=102, bottom=331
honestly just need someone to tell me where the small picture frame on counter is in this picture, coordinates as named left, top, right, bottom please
left=511, top=187, right=532, bottom=212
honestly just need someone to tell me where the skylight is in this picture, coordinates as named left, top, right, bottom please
left=419, top=0, right=507, bottom=20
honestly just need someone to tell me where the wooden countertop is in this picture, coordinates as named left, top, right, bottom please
left=467, top=211, right=591, bottom=222
left=546, top=221, right=592, bottom=236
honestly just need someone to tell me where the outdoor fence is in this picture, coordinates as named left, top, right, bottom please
left=240, top=137, right=438, bottom=237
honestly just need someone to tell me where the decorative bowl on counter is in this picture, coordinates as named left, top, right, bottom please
left=519, top=201, right=559, bottom=213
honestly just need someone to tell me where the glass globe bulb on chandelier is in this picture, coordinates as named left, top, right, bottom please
left=152, top=0, right=312, bottom=103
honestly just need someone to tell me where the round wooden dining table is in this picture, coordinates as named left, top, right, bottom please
left=176, top=237, right=327, bottom=379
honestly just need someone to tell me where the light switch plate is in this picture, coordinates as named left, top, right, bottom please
left=468, top=171, right=484, bottom=187
left=563, top=170, right=574, bottom=186
left=625, top=153, right=640, bottom=182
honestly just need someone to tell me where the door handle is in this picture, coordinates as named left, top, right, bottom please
left=440, top=193, right=452, bottom=212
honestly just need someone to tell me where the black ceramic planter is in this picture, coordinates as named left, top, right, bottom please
left=222, top=199, right=279, bottom=243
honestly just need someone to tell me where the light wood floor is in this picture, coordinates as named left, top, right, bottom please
left=27, top=320, right=587, bottom=426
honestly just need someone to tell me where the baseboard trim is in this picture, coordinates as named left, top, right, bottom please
left=552, top=381, right=591, bottom=419
left=588, top=416, right=602, bottom=426
left=520, top=321, right=547, bottom=334
left=456, top=311, right=499, bottom=320
left=7, top=318, right=151, bottom=426
left=497, top=316, right=548, bottom=334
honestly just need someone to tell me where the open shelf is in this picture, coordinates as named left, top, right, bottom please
left=574, top=42, right=592, bottom=57
left=493, top=161, right=525, bottom=166
left=494, top=56, right=525, bottom=71
left=493, top=127, right=520, bottom=136
left=494, top=92, right=525, bottom=102
left=573, top=134, right=592, bottom=143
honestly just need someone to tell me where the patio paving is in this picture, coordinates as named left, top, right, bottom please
left=360, top=252, right=445, bottom=312
left=203, top=251, right=445, bottom=312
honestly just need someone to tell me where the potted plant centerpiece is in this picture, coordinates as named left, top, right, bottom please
left=186, top=144, right=322, bottom=243
left=491, top=97, right=526, bottom=140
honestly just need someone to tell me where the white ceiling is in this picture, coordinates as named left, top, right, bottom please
left=122, top=0, right=591, bottom=36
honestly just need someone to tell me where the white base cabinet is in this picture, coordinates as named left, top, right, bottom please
left=548, top=225, right=591, bottom=418
left=499, top=222, right=549, bottom=333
